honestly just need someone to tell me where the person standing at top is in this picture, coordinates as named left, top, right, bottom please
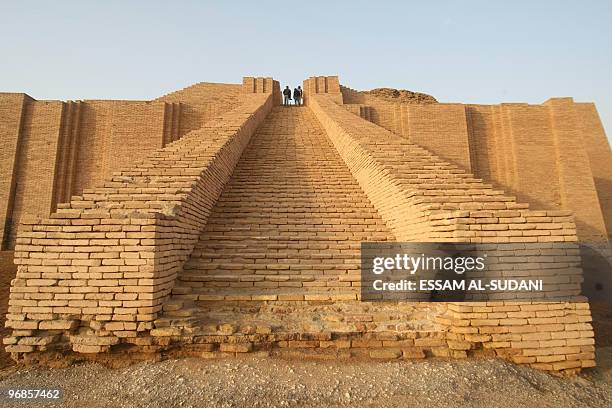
left=297, top=86, right=303, bottom=105
left=283, top=86, right=292, bottom=106
left=293, top=87, right=301, bottom=106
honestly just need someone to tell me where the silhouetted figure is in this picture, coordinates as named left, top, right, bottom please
left=293, top=87, right=301, bottom=106
left=283, top=86, right=291, bottom=106
left=297, top=86, right=303, bottom=105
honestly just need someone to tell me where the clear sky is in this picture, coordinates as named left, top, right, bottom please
left=1, top=1, right=611, bottom=140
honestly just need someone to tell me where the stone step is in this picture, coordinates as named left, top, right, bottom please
left=154, top=296, right=443, bottom=339
left=177, top=273, right=357, bottom=283
left=171, top=287, right=359, bottom=302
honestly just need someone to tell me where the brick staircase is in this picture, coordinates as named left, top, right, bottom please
left=168, top=106, right=394, bottom=308
left=309, top=95, right=579, bottom=244
left=158, top=103, right=571, bottom=328
left=148, top=103, right=592, bottom=372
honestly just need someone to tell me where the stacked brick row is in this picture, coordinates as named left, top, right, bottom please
left=3, top=93, right=273, bottom=356
left=156, top=82, right=245, bottom=137
left=168, top=106, right=394, bottom=303
left=309, top=94, right=576, bottom=244
left=303, top=76, right=343, bottom=105
left=242, top=77, right=281, bottom=106
left=444, top=302, right=594, bottom=372
left=0, top=94, right=185, bottom=250
left=308, top=93, right=595, bottom=373
left=341, top=85, right=610, bottom=242
left=342, top=104, right=373, bottom=122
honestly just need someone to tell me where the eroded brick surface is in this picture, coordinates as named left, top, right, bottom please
left=0, top=75, right=607, bottom=375
left=173, top=106, right=394, bottom=302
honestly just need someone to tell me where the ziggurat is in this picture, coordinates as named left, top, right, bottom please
left=0, top=75, right=610, bottom=374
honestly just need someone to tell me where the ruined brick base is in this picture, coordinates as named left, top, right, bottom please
left=6, top=300, right=595, bottom=376
left=3, top=77, right=601, bottom=376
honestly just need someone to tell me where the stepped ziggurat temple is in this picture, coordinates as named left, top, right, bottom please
left=0, top=75, right=611, bottom=375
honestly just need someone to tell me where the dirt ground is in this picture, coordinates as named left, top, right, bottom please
left=1, top=251, right=611, bottom=407
left=0, top=350, right=610, bottom=408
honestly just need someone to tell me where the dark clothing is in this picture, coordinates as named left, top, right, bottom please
left=283, top=88, right=291, bottom=106
left=293, top=88, right=302, bottom=106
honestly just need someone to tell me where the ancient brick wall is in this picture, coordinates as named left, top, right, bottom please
left=9, top=101, right=66, bottom=247
left=242, top=76, right=281, bottom=105
left=466, top=100, right=608, bottom=241
left=0, top=98, right=180, bottom=249
left=340, top=86, right=609, bottom=242
left=4, top=93, right=273, bottom=354
left=54, top=101, right=83, bottom=206
left=546, top=98, right=608, bottom=242
left=342, top=104, right=372, bottom=121
left=406, top=104, right=472, bottom=171
left=309, top=93, right=595, bottom=372
left=303, top=76, right=342, bottom=105
left=0, top=93, right=29, bottom=249
left=0, top=76, right=607, bottom=374
left=0, top=82, right=243, bottom=250
left=310, top=94, right=576, bottom=243
left=157, top=82, right=244, bottom=136
left=342, top=86, right=473, bottom=171
left=445, top=302, right=594, bottom=372
left=341, top=86, right=406, bottom=139
left=575, top=102, right=612, bottom=241
left=73, top=100, right=174, bottom=195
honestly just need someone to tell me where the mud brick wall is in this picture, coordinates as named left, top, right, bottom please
left=73, top=100, right=178, bottom=196
left=0, top=93, right=29, bottom=249
left=405, top=104, right=472, bottom=171
left=0, top=96, right=182, bottom=250
left=157, top=82, right=244, bottom=137
left=242, top=76, right=281, bottom=106
left=546, top=99, right=607, bottom=241
left=4, top=93, right=273, bottom=355
left=54, top=101, right=83, bottom=206
left=343, top=104, right=372, bottom=121
left=574, top=102, right=612, bottom=241
left=340, top=85, right=609, bottom=241
left=341, top=86, right=405, bottom=136
left=303, top=76, right=342, bottom=105
left=309, top=93, right=594, bottom=373
left=9, top=101, right=66, bottom=246
left=469, top=102, right=561, bottom=205
left=309, top=94, right=577, bottom=244
left=343, top=87, right=472, bottom=172
left=468, top=100, right=607, bottom=241
left=444, top=301, right=595, bottom=372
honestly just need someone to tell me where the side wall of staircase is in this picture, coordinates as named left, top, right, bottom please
left=308, top=92, right=595, bottom=373
left=4, top=93, right=274, bottom=355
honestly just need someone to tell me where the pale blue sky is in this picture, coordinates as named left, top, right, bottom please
left=1, top=1, right=611, bottom=140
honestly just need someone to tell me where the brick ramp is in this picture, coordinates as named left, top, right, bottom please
left=151, top=107, right=450, bottom=357
left=171, top=106, right=394, bottom=302
left=3, top=90, right=596, bottom=374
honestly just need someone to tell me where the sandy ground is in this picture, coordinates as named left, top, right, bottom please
left=1, top=250, right=611, bottom=407
left=0, top=350, right=610, bottom=408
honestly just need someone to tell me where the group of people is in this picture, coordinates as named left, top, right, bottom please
left=283, top=85, right=303, bottom=106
